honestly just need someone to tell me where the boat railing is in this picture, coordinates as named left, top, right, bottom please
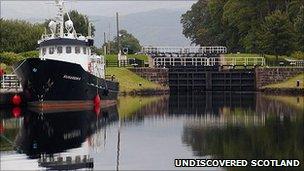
left=0, top=74, right=22, bottom=90
left=39, top=33, right=90, bottom=43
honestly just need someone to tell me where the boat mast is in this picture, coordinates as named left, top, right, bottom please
left=55, top=0, right=64, bottom=37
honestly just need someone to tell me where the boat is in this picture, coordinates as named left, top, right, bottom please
left=13, top=0, right=119, bottom=108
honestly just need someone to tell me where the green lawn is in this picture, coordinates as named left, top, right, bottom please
left=225, top=53, right=288, bottom=66
left=104, top=54, right=118, bottom=62
left=105, top=67, right=165, bottom=93
left=264, top=74, right=304, bottom=89
left=225, top=53, right=261, bottom=57
left=127, top=54, right=148, bottom=62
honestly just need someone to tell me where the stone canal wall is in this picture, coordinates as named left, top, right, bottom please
left=255, top=67, right=304, bottom=89
left=128, top=68, right=169, bottom=86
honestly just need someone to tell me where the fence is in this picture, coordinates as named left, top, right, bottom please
left=0, top=74, right=22, bottom=90
left=106, top=58, right=145, bottom=67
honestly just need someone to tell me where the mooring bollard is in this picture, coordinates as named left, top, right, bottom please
left=296, top=80, right=300, bottom=87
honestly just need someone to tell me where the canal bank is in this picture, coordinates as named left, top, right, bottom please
left=105, top=67, right=169, bottom=96
left=259, top=73, right=304, bottom=95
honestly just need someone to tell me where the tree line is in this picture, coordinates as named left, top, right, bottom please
left=0, top=19, right=44, bottom=53
left=0, top=10, right=141, bottom=57
left=181, top=0, right=304, bottom=59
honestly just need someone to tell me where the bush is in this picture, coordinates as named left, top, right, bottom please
left=18, top=50, right=39, bottom=58
left=0, top=63, right=13, bottom=74
left=0, top=19, right=44, bottom=53
left=0, top=52, right=24, bottom=65
left=291, top=51, right=304, bottom=60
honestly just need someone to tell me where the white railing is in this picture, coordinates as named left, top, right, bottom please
left=0, top=74, right=22, bottom=90
left=225, top=57, right=265, bottom=66
left=142, top=46, right=227, bottom=54
left=38, top=33, right=91, bottom=44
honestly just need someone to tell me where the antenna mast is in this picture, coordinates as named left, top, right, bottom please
left=55, top=0, right=65, bottom=37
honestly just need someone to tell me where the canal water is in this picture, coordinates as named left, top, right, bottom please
left=0, top=92, right=303, bottom=170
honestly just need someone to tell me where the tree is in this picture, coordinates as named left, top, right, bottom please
left=44, top=10, right=95, bottom=37
left=181, top=0, right=300, bottom=55
left=104, top=29, right=141, bottom=54
left=258, top=11, right=295, bottom=63
left=0, top=19, right=44, bottom=53
left=181, top=0, right=214, bottom=46
left=294, top=6, right=304, bottom=51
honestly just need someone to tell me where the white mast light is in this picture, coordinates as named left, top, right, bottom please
left=65, top=20, right=74, bottom=33
left=48, top=20, right=57, bottom=35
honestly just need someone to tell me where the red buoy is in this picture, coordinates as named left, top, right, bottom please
left=12, top=107, right=21, bottom=118
left=94, top=94, right=101, bottom=106
left=12, top=94, right=22, bottom=106
left=94, top=105, right=101, bottom=116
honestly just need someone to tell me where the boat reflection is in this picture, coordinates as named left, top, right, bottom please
left=13, top=105, right=118, bottom=170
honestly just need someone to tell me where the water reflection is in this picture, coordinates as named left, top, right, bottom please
left=0, top=93, right=303, bottom=170
left=16, top=106, right=118, bottom=158
left=1, top=105, right=118, bottom=170
left=177, top=92, right=303, bottom=170
left=169, top=92, right=256, bottom=116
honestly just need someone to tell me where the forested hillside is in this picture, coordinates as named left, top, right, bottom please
left=181, top=0, right=304, bottom=57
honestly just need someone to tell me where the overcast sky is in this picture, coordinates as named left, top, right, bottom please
left=1, top=0, right=195, bottom=21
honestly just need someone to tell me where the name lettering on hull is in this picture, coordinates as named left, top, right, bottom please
left=63, top=75, right=81, bottom=81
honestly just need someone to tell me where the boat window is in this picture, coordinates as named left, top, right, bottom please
left=66, top=46, right=71, bottom=54
left=83, top=47, right=86, bottom=54
left=57, top=46, right=63, bottom=54
left=49, top=47, right=55, bottom=54
left=42, top=48, right=46, bottom=56
left=75, top=46, right=80, bottom=54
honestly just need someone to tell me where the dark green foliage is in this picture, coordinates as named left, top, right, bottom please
left=0, top=52, right=24, bottom=65
left=0, top=19, right=44, bottom=53
left=294, top=6, right=304, bottom=51
left=104, top=29, right=141, bottom=54
left=90, top=46, right=103, bottom=55
left=258, top=11, right=295, bottom=63
left=291, top=51, right=304, bottom=60
left=0, top=51, right=39, bottom=65
left=18, top=50, right=39, bottom=58
left=181, top=0, right=303, bottom=56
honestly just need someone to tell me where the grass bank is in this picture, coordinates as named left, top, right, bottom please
left=261, top=74, right=304, bottom=95
left=263, top=74, right=304, bottom=89
left=225, top=53, right=288, bottom=66
left=106, top=67, right=168, bottom=95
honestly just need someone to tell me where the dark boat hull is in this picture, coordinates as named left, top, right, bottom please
left=13, top=58, right=119, bottom=106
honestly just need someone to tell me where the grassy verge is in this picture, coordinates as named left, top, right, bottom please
left=106, top=67, right=166, bottom=93
left=225, top=53, right=288, bottom=66
left=263, top=74, right=304, bottom=89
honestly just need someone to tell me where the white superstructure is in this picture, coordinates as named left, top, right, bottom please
left=38, top=0, right=105, bottom=78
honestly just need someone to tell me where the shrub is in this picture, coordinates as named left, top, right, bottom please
left=291, top=51, right=304, bottom=60
left=18, top=50, right=39, bottom=58
left=0, top=52, right=24, bottom=65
